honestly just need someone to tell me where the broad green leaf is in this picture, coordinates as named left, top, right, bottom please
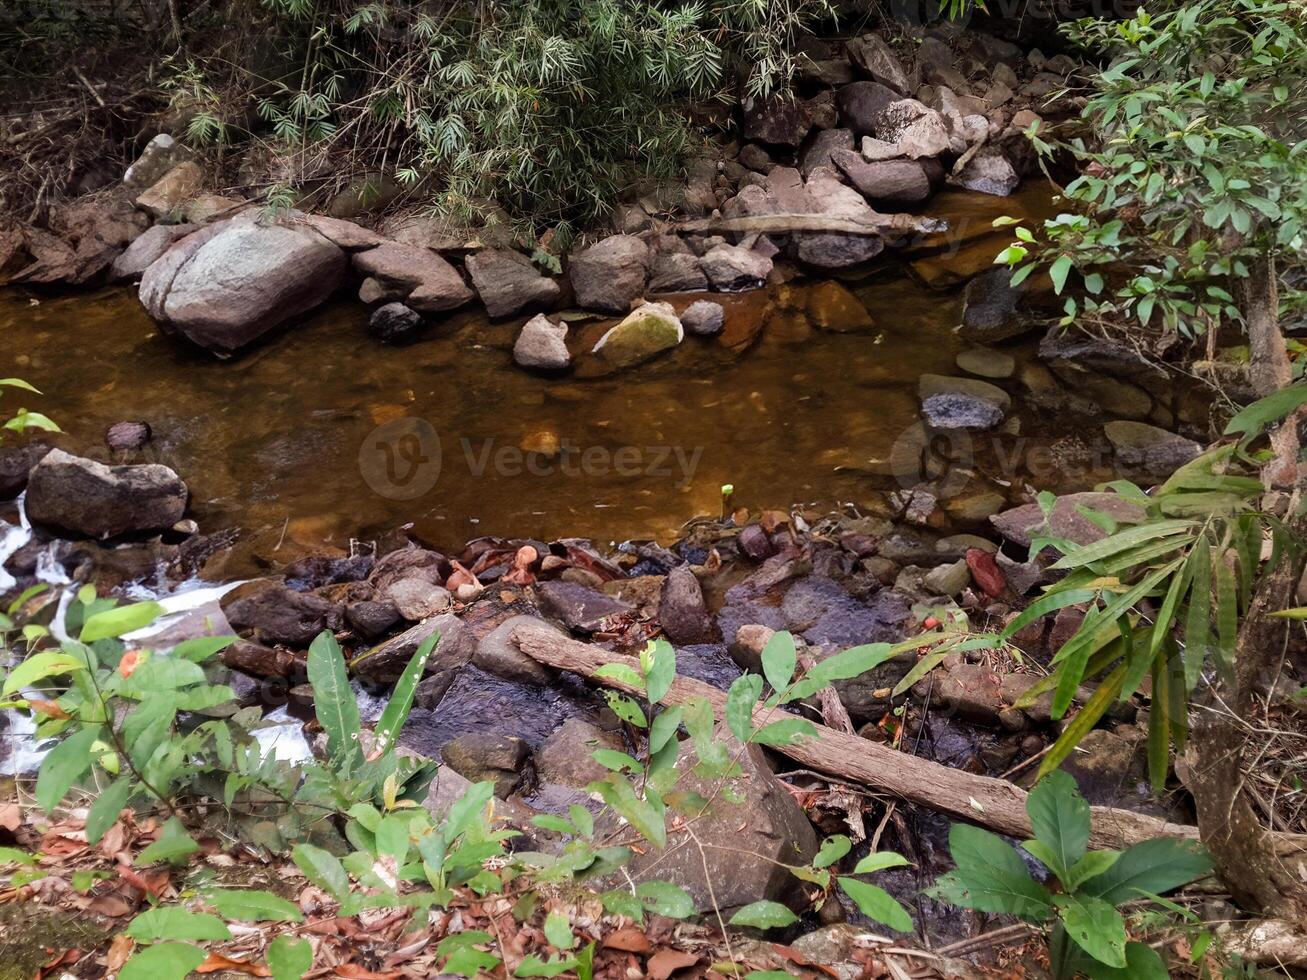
left=36, top=725, right=102, bottom=813
left=837, top=877, right=913, bottom=932
left=591, top=777, right=665, bottom=849
left=1025, top=771, right=1090, bottom=882
left=170, top=636, right=237, bottom=662
left=1223, top=383, right=1307, bottom=438
left=812, top=835, right=851, bottom=869
left=636, top=880, right=694, bottom=918
left=761, top=631, right=797, bottom=694
left=307, top=631, right=362, bottom=771
left=729, top=900, right=799, bottom=929
left=0, top=847, right=37, bottom=866
left=374, top=631, right=438, bottom=755
left=594, top=663, right=644, bottom=690
left=544, top=910, right=576, bottom=949
left=852, top=852, right=911, bottom=874
left=726, top=674, right=763, bottom=742
left=1078, top=837, right=1212, bottom=905
left=645, top=638, right=676, bottom=704
left=1057, top=893, right=1127, bottom=968
left=203, top=888, right=304, bottom=922
left=136, top=817, right=200, bottom=865
left=118, top=942, right=207, bottom=980
left=0, top=377, right=40, bottom=393
left=1065, top=850, right=1120, bottom=890
left=128, top=906, right=232, bottom=943
left=268, top=935, right=314, bottom=980
left=85, top=777, right=135, bottom=844
left=1050, top=521, right=1194, bottom=571
left=1050, top=255, right=1073, bottom=294
left=515, top=954, right=577, bottom=977
left=648, top=706, right=683, bottom=755
left=1086, top=941, right=1169, bottom=980
left=928, top=824, right=1053, bottom=920
left=292, top=843, right=352, bottom=901
left=1002, top=590, right=1099, bottom=640
left=751, top=717, right=817, bottom=746
left=80, top=601, right=164, bottom=642
left=2, top=651, right=85, bottom=697
left=604, top=691, right=647, bottom=728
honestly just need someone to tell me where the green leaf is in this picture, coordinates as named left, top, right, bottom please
left=118, top=942, right=207, bottom=980
left=1223, top=383, right=1307, bottom=438
left=591, top=777, right=665, bottom=849
left=307, top=631, right=362, bottom=771
left=1024, top=771, right=1090, bottom=883
left=1050, top=255, right=1073, bottom=294
left=594, top=663, right=644, bottom=690
left=1085, top=941, right=1169, bottom=980
left=268, top=936, right=314, bottom=980
left=604, top=691, right=647, bottom=728
left=2, top=651, right=85, bottom=697
left=1050, top=521, right=1194, bottom=570
left=203, top=889, right=304, bottom=923
left=544, top=910, right=576, bottom=949
left=136, top=817, right=200, bottom=866
left=761, top=631, right=797, bottom=694
left=729, top=900, right=799, bottom=929
left=374, top=631, right=438, bottom=755
left=837, top=877, right=913, bottom=932
left=1078, top=837, right=1212, bottom=905
left=170, top=636, right=237, bottom=662
left=928, top=824, right=1053, bottom=920
left=852, top=852, right=911, bottom=874
left=812, top=835, right=851, bottom=869
left=0, top=377, right=41, bottom=393
left=128, top=906, right=232, bottom=943
left=292, top=843, right=352, bottom=901
left=726, top=674, right=763, bottom=742
left=751, top=717, right=816, bottom=746
left=0, top=847, right=37, bottom=867
left=645, top=638, right=676, bottom=705
left=80, top=601, right=163, bottom=642
left=85, top=778, right=135, bottom=845
left=890, top=649, right=950, bottom=698
left=636, top=880, right=694, bottom=918
left=648, top=706, right=683, bottom=755
left=35, top=725, right=102, bottom=813
left=1065, top=851, right=1121, bottom=890
left=1057, top=893, right=1127, bottom=968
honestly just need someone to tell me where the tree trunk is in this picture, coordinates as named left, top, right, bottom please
left=1187, top=518, right=1307, bottom=924
left=1237, top=253, right=1300, bottom=488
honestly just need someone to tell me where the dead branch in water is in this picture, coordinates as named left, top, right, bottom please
left=672, top=211, right=947, bottom=240
left=509, top=622, right=1199, bottom=850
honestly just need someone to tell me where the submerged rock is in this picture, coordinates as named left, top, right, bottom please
left=25, top=448, right=187, bottom=538
left=513, top=314, right=571, bottom=370
left=918, top=374, right=1010, bottom=430
left=465, top=248, right=560, bottom=318
left=368, top=302, right=423, bottom=344
left=592, top=301, right=683, bottom=368
left=140, top=213, right=347, bottom=353
left=568, top=235, right=649, bottom=313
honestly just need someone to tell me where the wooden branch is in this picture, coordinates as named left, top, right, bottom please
left=510, top=622, right=1196, bottom=850
left=672, top=212, right=947, bottom=240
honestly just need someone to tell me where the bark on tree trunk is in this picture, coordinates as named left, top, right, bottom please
left=1237, top=253, right=1300, bottom=488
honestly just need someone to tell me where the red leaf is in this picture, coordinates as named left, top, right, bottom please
left=602, top=927, right=652, bottom=953
left=647, top=949, right=699, bottom=979
left=966, top=548, right=1008, bottom=599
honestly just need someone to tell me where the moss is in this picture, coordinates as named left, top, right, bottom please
left=0, top=903, right=115, bottom=980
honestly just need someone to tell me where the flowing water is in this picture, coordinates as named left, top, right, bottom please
left=0, top=187, right=1069, bottom=577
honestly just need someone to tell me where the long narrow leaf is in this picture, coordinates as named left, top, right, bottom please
left=374, top=631, right=439, bottom=755
left=1147, top=649, right=1171, bottom=791
left=1214, top=555, right=1237, bottom=679
left=307, top=631, right=362, bottom=772
left=1183, top=544, right=1212, bottom=692
left=1050, top=521, right=1195, bottom=570
left=1037, top=664, right=1127, bottom=782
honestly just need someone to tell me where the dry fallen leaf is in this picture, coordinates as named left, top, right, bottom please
left=332, top=964, right=404, bottom=979
left=106, top=934, right=135, bottom=972
left=0, top=803, right=20, bottom=833
left=647, top=948, right=699, bottom=979
left=602, top=927, right=652, bottom=954
left=197, top=951, right=272, bottom=976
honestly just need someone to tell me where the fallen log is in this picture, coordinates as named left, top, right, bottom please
left=672, top=211, right=947, bottom=241
left=510, top=622, right=1194, bottom=850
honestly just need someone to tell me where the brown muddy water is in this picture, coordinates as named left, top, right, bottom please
left=1, top=188, right=1078, bottom=575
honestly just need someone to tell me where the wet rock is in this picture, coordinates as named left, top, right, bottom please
left=700, top=243, right=772, bottom=290
left=282, top=555, right=373, bottom=592
left=648, top=252, right=707, bottom=293
left=368, top=302, right=423, bottom=344
left=741, top=93, right=812, bottom=147
left=956, top=347, right=1015, bottom=379
left=950, top=146, right=1020, bottom=196
left=806, top=281, right=875, bottom=332
left=847, top=35, right=912, bottom=94
left=831, top=151, right=932, bottom=205
left=513, top=314, right=571, bottom=371
left=836, top=81, right=900, bottom=136
left=384, top=579, right=452, bottom=621
left=924, top=559, right=970, bottom=597
left=352, top=242, right=474, bottom=314
left=0, top=442, right=52, bottom=500
left=991, top=492, right=1146, bottom=549
left=918, top=374, right=1010, bottom=430
left=350, top=612, right=471, bottom=684
left=537, top=580, right=633, bottom=633
left=124, top=133, right=193, bottom=189
left=613, top=723, right=818, bottom=914
left=568, top=235, right=649, bottom=313
left=465, top=248, right=560, bottom=318
left=223, top=582, right=341, bottom=647
left=871, top=99, right=951, bottom=159
left=472, top=615, right=558, bottom=686
left=736, top=524, right=778, bottom=563
left=658, top=565, right=714, bottom=645
left=1104, top=421, right=1202, bottom=475
left=799, top=128, right=856, bottom=178
left=25, top=448, right=187, bottom=538
left=592, top=301, right=683, bottom=368
left=441, top=732, right=529, bottom=798
left=783, top=576, right=910, bottom=649
left=110, top=223, right=195, bottom=282
left=681, top=300, right=724, bottom=336
left=673, top=643, right=742, bottom=690
left=135, top=162, right=205, bottom=219
left=960, top=272, right=1023, bottom=347
left=221, top=638, right=299, bottom=679
left=370, top=547, right=450, bottom=592
left=346, top=599, right=402, bottom=639
left=535, top=717, right=622, bottom=788
left=140, top=212, right=347, bottom=353
left=738, top=143, right=774, bottom=172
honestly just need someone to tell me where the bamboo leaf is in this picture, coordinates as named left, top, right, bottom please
left=1049, top=521, right=1194, bottom=570
left=307, top=631, right=362, bottom=772
left=374, top=631, right=439, bottom=755
left=1037, top=663, right=1127, bottom=781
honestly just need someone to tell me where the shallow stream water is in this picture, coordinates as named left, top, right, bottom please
left=0, top=188, right=1067, bottom=576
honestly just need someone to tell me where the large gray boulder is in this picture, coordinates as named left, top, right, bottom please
left=568, top=235, right=649, bottom=313
left=25, top=448, right=187, bottom=538
left=871, top=99, right=951, bottom=159
left=352, top=241, right=474, bottom=313
left=1104, top=421, right=1202, bottom=475
left=110, top=223, right=195, bottom=282
left=465, top=248, right=560, bottom=318
left=832, top=150, right=932, bottom=204
left=836, top=81, right=900, bottom=136
left=700, top=244, right=772, bottom=290
left=846, top=34, right=912, bottom=93
left=140, top=213, right=347, bottom=353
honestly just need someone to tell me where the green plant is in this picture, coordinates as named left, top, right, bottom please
left=929, top=772, right=1212, bottom=979
left=0, top=378, right=58, bottom=440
